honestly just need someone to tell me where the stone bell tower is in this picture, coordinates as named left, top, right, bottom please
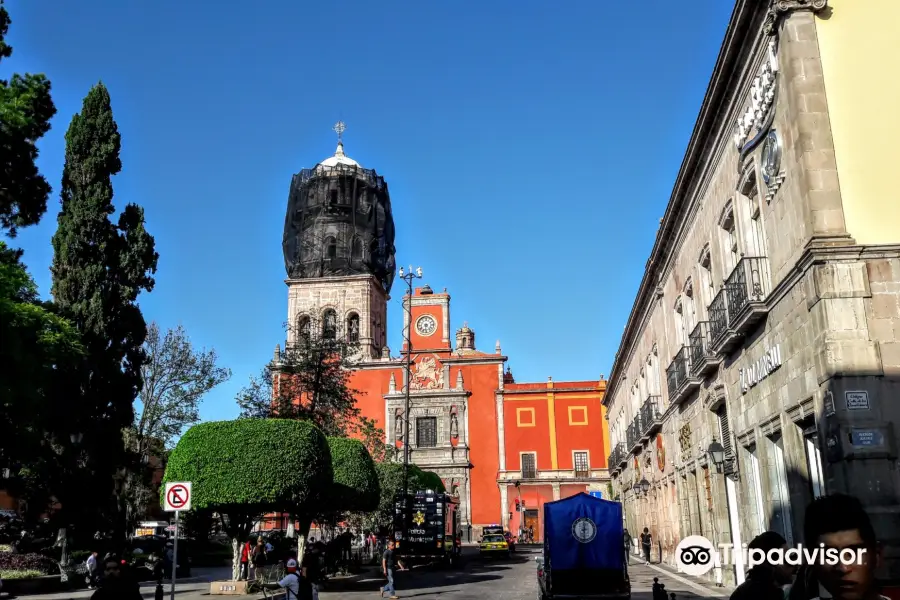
left=281, top=123, right=396, bottom=359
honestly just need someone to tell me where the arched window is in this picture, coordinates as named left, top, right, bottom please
left=297, top=315, right=311, bottom=345
left=351, top=237, right=362, bottom=260
left=322, top=309, right=337, bottom=340
left=325, top=237, right=337, bottom=259
left=346, top=312, right=360, bottom=343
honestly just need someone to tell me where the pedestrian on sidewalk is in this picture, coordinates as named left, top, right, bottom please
left=640, top=527, right=652, bottom=565
left=380, top=540, right=406, bottom=599
left=239, top=538, right=252, bottom=580
left=623, top=529, right=633, bottom=563
left=729, top=531, right=795, bottom=600
left=85, top=550, right=99, bottom=589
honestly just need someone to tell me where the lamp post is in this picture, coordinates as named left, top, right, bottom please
left=707, top=440, right=726, bottom=471
left=398, top=265, right=423, bottom=498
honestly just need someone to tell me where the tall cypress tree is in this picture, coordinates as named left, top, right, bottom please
left=50, top=83, right=158, bottom=539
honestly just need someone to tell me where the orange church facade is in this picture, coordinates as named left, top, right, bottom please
left=283, top=284, right=611, bottom=541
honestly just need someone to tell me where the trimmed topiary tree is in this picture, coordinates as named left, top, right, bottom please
left=419, top=470, right=446, bottom=493
left=327, top=437, right=380, bottom=512
left=163, top=419, right=332, bottom=580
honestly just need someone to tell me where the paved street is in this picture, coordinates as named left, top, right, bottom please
left=12, top=549, right=732, bottom=600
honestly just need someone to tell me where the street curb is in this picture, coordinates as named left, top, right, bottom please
left=633, top=560, right=731, bottom=599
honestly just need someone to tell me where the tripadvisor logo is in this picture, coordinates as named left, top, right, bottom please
left=675, top=535, right=867, bottom=577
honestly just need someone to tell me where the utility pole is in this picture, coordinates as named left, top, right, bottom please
left=398, top=265, right=423, bottom=497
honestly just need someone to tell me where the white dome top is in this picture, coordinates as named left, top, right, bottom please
left=319, top=141, right=360, bottom=168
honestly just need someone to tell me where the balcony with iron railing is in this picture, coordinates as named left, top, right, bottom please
left=725, top=256, right=770, bottom=331
left=639, top=396, right=663, bottom=440
left=666, top=346, right=701, bottom=406
left=615, top=442, right=627, bottom=467
left=627, top=414, right=644, bottom=452
left=688, top=321, right=720, bottom=376
left=708, top=256, right=771, bottom=353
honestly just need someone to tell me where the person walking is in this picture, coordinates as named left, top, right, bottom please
left=623, top=529, right=633, bottom=563
left=239, top=539, right=252, bottom=580
left=86, top=550, right=99, bottom=589
left=90, top=555, right=142, bottom=600
left=640, top=527, right=652, bottom=565
left=379, top=540, right=406, bottom=599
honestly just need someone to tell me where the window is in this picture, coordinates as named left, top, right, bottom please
left=799, top=417, right=825, bottom=499
left=325, top=237, right=337, bottom=259
left=765, top=433, right=794, bottom=545
left=674, top=296, right=687, bottom=346
left=568, top=406, right=588, bottom=426
left=517, top=407, right=535, bottom=427
left=416, top=417, right=437, bottom=448
left=574, top=451, right=589, bottom=477
left=521, top=453, right=537, bottom=479
left=683, top=280, right=696, bottom=337
left=351, top=237, right=362, bottom=259
left=698, top=245, right=714, bottom=309
left=329, top=189, right=338, bottom=205
left=346, top=313, right=360, bottom=343
left=322, top=309, right=337, bottom=340
left=717, top=405, right=734, bottom=462
left=744, top=445, right=767, bottom=537
left=297, top=315, right=311, bottom=344
left=719, top=202, right=739, bottom=275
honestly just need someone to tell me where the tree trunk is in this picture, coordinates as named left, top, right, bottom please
left=296, top=518, right=312, bottom=564
left=231, top=538, right=241, bottom=581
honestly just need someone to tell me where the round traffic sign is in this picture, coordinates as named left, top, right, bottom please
left=167, top=484, right=190, bottom=510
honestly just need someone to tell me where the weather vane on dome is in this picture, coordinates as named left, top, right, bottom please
left=333, top=121, right=346, bottom=143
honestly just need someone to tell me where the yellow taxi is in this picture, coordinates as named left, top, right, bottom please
left=479, top=533, right=510, bottom=558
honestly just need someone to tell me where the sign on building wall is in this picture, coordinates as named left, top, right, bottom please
left=739, top=345, right=782, bottom=394
left=845, top=391, right=870, bottom=411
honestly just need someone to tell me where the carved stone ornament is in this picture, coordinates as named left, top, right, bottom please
left=763, top=0, right=829, bottom=36
left=410, top=356, right=444, bottom=390
left=678, top=424, right=692, bottom=453
left=734, top=40, right=779, bottom=150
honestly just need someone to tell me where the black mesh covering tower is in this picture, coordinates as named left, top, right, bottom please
left=282, top=143, right=397, bottom=293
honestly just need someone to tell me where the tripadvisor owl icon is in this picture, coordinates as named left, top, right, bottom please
left=572, top=518, right=596, bottom=543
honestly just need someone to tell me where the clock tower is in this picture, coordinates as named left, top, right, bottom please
left=282, top=123, right=396, bottom=359
left=403, top=285, right=452, bottom=353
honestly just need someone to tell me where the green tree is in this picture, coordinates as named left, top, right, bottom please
left=418, top=471, right=446, bottom=494
left=0, top=1, right=57, bottom=237
left=367, top=462, right=428, bottom=535
left=163, top=419, right=332, bottom=580
left=0, top=242, right=83, bottom=516
left=49, top=82, right=158, bottom=543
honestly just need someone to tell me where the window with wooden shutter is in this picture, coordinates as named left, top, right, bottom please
left=717, top=405, right=733, bottom=459
left=521, top=453, right=537, bottom=479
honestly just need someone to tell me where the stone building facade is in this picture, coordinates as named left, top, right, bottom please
left=603, top=0, right=900, bottom=588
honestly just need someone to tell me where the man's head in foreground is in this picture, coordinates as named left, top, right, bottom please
left=804, top=494, right=881, bottom=600
left=748, top=530, right=795, bottom=585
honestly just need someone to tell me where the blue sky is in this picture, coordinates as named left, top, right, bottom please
left=4, top=1, right=733, bottom=424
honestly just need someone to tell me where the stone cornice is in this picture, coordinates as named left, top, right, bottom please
left=763, top=0, right=829, bottom=36
left=604, top=0, right=769, bottom=406
left=441, top=356, right=507, bottom=365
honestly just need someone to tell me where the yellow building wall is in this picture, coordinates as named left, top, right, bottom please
left=816, top=0, right=900, bottom=244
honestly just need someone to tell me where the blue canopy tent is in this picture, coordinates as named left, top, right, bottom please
left=543, top=492, right=625, bottom=571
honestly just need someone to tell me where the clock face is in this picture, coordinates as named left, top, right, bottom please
left=416, top=315, right=437, bottom=336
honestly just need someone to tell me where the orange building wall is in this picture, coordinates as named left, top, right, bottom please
left=503, top=381, right=607, bottom=472
left=553, top=393, right=607, bottom=471
left=347, top=367, right=397, bottom=434
left=454, top=363, right=502, bottom=525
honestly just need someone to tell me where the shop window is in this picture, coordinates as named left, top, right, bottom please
left=416, top=417, right=437, bottom=448
left=521, top=452, right=537, bottom=479
left=799, top=417, right=825, bottom=499
left=765, top=432, right=795, bottom=545
left=743, top=444, right=767, bottom=537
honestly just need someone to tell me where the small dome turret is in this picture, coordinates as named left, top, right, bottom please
left=455, top=322, right=475, bottom=352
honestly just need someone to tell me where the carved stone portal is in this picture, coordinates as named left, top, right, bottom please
left=410, top=356, right=444, bottom=390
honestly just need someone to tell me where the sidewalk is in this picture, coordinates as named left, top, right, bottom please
left=629, top=556, right=734, bottom=599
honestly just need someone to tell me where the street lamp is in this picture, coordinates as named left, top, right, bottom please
left=397, top=264, right=423, bottom=498
left=639, top=478, right=651, bottom=494
left=631, top=482, right=641, bottom=495
left=708, top=439, right=726, bottom=471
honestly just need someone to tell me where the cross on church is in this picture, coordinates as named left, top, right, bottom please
left=333, top=121, right=346, bottom=143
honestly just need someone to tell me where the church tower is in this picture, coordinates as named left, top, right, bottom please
left=282, top=123, right=396, bottom=359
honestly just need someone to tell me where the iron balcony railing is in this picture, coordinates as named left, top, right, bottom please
left=627, top=414, right=644, bottom=450
left=614, top=442, right=627, bottom=466
left=688, top=321, right=712, bottom=374
left=708, top=288, right=729, bottom=343
left=666, top=348, right=690, bottom=398
left=640, top=396, right=663, bottom=437
left=725, top=256, right=770, bottom=319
